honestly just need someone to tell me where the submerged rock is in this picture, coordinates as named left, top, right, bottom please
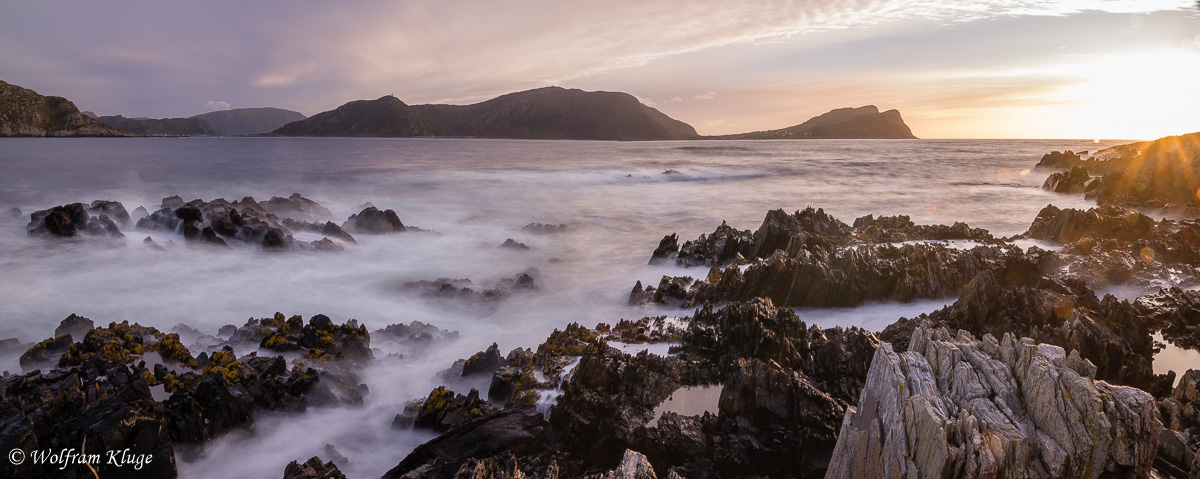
left=498, top=238, right=530, bottom=251
left=264, top=193, right=333, bottom=222
left=827, top=323, right=1162, bottom=478
left=281, top=456, right=346, bottom=479
left=521, top=223, right=567, bottom=235
left=342, top=206, right=405, bottom=234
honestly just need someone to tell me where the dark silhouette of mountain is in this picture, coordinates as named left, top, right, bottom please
left=269, top=87, right=699, bottom=140
left=95, top=115, right=218, bottom=136
left=716, top=106, right=916, bottom=139
left=0, top=80, right=132, bottom=137
left=191, top=107, right=307, bottom=136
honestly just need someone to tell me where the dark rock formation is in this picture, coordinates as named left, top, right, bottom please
left=521, top=223, right=567, bottom=235
left=383, top=408, right=547, bottom=479
left=190, top=107, right=306, bottom=136
left=95, top=115, right=218, bottom=136
left=498, top=239, right=530, bottom=251
left=53, top=314, right=94, bottom=343
left=462, top=343, right=504, bottom=377
left=880, top=271, right=1161, bottom=392
left=270, top=87, right=699, bottom=141
left=1042, top=165, right=1092, bottom=193
left=342, top=206, right=405, bottom=234
left=1156, top=369, right=1200, bottom=477
left=281, top=456, right=346, bottom=479
left=132, top=195, right=349, bottom=251
left=1036, top=132, right=1200, bottom=210
left=0, top=80, right=132, bottom=137
left=828, top=324, right=1162, bottom=478
left=401, top=271, right=538, bottom=304
left=1135, top=287, right=1200, bottom=351
left=714, top=105, right=916, bottom=140
left=264, top=193, right=333, bottom=221
left=26, top=202, right=124, bottom=239
left=1022, top=204, right=1200, bottom=288
left=398, top=387, right=499, bottom=433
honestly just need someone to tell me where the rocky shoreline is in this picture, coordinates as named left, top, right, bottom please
left=3, top=135, right=1200, bottom=478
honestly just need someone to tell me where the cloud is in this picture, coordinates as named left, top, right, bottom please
left=668, top=97, right=684, bottom=103
left=695, top=91, right=719, bottom=100
left=204, top=101, right=231, bottom=111
left=636, top=96, right=657, bottom=106
left=0, top=0, right=1191, bottom=120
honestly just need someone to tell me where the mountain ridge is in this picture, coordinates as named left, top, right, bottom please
left=191, top=107, right=307, bottom=136
left=0, top=81, right=132, bottom=137
left=270, top=87, right=916, bottom=140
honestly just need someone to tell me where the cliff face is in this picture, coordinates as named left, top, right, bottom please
left=719, top=105, right=917, bottom=139
left=95, top=115, right=219, bottom=136
left=190, top=107, right=307, bottom=136
left=0, top=81, right=131, bottom=137
left=270, top=87, right=699, bottom=140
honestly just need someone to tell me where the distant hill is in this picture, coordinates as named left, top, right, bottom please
left=269, top=87, right=700, bottom=140
left=717, top=106, right=916, bottom=139
left=0, top=80, right=132, bottom=137
left=191, top=107, right=307, bottom=136
left=95, top=115, right=218, bottom=136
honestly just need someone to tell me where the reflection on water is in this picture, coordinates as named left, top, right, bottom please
left=648, top=384, right=723, bottom=428
left=1153, top=332, right=1200, bottom=387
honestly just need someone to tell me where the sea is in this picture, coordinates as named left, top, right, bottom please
left=1, top=137, right=1192, bottom=478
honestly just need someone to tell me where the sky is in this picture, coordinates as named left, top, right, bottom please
left=1, top=0, right=1198, bottom=139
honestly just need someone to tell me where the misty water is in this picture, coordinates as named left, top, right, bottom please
left=0, top=137, right=1163, bottom=477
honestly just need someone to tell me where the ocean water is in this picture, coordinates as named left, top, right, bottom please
left=0, top=137, right=1140, bottom=477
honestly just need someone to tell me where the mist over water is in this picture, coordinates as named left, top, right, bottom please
left=0, top=137, right=1123, bottom=477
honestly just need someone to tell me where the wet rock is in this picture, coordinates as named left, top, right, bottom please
left=26, top=203, right=90, bottom=237
left=264, top=193, right=333, bottom=222
left=1036, top=150, right=1084, bottom=169
left=282, top=456, right=347, bottom=479
left=451, top=452, right=530, bottom=479
left=1023, top=203, right=1200, bottom=288
left=174, top=205, right=203, bottom=223
left=131, top=205, right=149, bottom=222
left=342, top=206, right=406, bottom=234
left=383, top=408, right=547, bottom=479
left=164, top=373, right=255, bottom=444
left=310, top=237, right=344, bottom=252
left=402, top=271, right=538, bottom=304
left=827, top=323, right=1162, bottom=479
left=1042, top=165, right=1092, bottom=193
left=144, top=236, right=167, bottom=251
left=375, top=321, right=460, bottom=346
left=881, top=271, right=1160, bottom=391
left=161, top=195, right=185, bottom=210
left=0, top=362, right=178, bottom=478
left=262, top=228, right=290, bottom=249
left=407, top=387, right=499, bottom=433
left=851, top=214, right=996, bottom=244
left=648, top=233, right=679, bottom=265
left=522, top=223, right=567, bottom=235
left=18, top=334, right=72, bottom=371
left=54, top=313, right=94, bottom=342
left=499, top=238, right=530, bottom=250
left=1136, top=287, right=1200, bottom=352
left=1036, top=133, right=1200, bottom=210
left=87, top=199, right=131, bottom=226
left=462, top=343, right=504, bottom=377
left=602, top=449, right=657, bottom=479
left=595, top=316, right=685, bottom=345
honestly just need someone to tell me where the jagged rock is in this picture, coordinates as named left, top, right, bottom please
left=1135, top=287, right=1200, bottom=352
left=383, top=408, right=547, bottom=479
left=0, top=361, right=178, bottom=478
left=144, top=236, right=166, bottom=251
left=53, top=314, right=94, bottom=344
left=827, top=323, right=1162, bottom=479
left=26, top=203, right=89, bottom=237
left=402, top=271, right=538, bottom=304
left=282, top=456, right=346, bottom=479
left=880, top=271, right=1161, bottom=392
left=264, top=193, right=332, bottom=221
left=87, top=200, right=131, bottom=226
left=452, top=452, right=529, bottom=479
left=462, top=343, right=505, bottom=377
left=602, top=449, right=657, bottom=479
left=499, top=239, right=530, bottom=251
left=648, top=234, right=680, bottom=265
left=407, top=387, right=499, bottom=433
left=851, top=214, right=995, bottom=244
left=18, top=334, right=72, bottom=371
left=522, top=223, right=567, bottom=235
left=1035, top=134, right=1200, bottom=210
left=1036, top=150, right=1084, bottom=168
left=1043, top=165, right=1092, bottom=193
left=342, top=206, right=405, bottom=234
